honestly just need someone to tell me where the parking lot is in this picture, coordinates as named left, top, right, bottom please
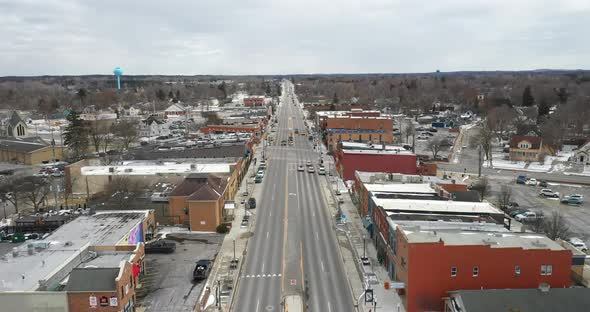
left=412, top=127, right=457, bottom=159
left=136, top=232, right=223, bottom=312
left=488, top=176, right=590, bottom=250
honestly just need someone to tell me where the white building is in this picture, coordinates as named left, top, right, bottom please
left=138, top=116, right=170, bottom=138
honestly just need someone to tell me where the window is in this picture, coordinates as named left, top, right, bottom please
left=121, top=286, right=124, bottom=298
left=451, top=266, right=457, bottom=277
left=541, top=264, right=553, bottom=276
left=472, top=266, right=479, bottom=277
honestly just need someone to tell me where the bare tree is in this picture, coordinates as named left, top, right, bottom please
left=428, top=137, right=450, bottom=159
left=0, top=177, right=25, bottom=214
left=470, top=177, right=489, bottom=200
left=111, top=120, right=138, bottom=151
left=497, top=185, right=512, bottom=209
left=402, top=119, right=415, bottom=144
left=471, top=121, right=494, bottom=167
left=543, top=211, right=571, bottom=240
left=104, top=177, right=146, bottom=209
left=89, top=122, right=109, bottom=153
left=20, top=176, right=50, bottom=212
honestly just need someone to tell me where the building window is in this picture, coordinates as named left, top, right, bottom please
left=541, top=264, right=553, bottom=276
left=121, top=286, right=124, bottom=298
left=451, top=266, right=457, bottom=277
left=472, top=266, right=479, bottom=277
left=515, top=265, right=521, bottom=276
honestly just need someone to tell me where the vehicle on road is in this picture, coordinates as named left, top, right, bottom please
left=145, top=240, right=176, bottom=254
left=525, top=178, right=538, bottom=186
left=307, top=166, right=315, bottom=173
left=567, top=237, right=588, bottom=252
left=318, top=167, right=325, bottom=175
left=515, top=211, right=544, bottom=222
left=516, top=175, right=527, bottom=184
left=193, top=259, right=213, bottom=280
left=298, top=165, right=305, bottom=172
left=248, top=197, right=256, bottom=209
left=255, top=175, right=263, bottom=183
left=306, top=160, right=312, bottom=166
left=539, top=189, right=559, bottom=198
left=281, top=140, right=287, bottom=146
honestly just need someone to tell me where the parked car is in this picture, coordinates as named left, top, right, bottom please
left=567, top=237, right=588, bottom=252
left=516, top=175, right=527, bottom=184
left=539, top=189, right=559, bottom=198
left=503, top=202, right=519, bottom=210
left=538, top=180, right=548, bottom=188
left=515, top=211, right=543, bottom=222
left=255, top=175, right=263, bottom=183
left=508, top=208, right=530, bottom=218
left=193, top=259, right=213, bottom=280
left=318, top=167, right=326, bottom=175
left=248, top=197, right=256, bottom=209
left=561, top=194, right=583, bottom=205
left=240, top=217, right=249, bottom=228
left=145, top=240, right=176, bottom=253
left=525, top=178, right=538, bottom=186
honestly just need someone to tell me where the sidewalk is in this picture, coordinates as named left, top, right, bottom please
left=320, top=146, right=405, bottom=312
left=196, top=144, right=265, bottom=312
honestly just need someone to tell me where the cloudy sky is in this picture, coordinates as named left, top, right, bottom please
left=1, top=0, right=589, bottom=76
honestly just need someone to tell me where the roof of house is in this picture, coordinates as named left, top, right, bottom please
left=0, top=137, right=49, bottom=153
left=165, top=103, right=186, bottom=112
left=143, top=115, right=165, bottom=125
left=170, top=173, right=229, bottom=200
left=510, top=135, right=542, bottom=149
left=448, top=288, right=590, bottom=312
left=65, top=268, right=119, bottom=292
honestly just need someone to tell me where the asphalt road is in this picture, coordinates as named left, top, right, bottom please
left=234, top=81, right=354, bottom=311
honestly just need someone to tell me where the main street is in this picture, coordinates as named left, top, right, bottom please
left=233, top=81, right=354, bottom=311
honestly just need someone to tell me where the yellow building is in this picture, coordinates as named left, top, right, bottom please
left=0, top=137, right=66, bottom=165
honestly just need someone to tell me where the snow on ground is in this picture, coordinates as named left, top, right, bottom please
left=526, top=162, right=552, bottom=172
left=483, top=155, right=527, bottom=170
left=556, top=151, right=574, bottom=162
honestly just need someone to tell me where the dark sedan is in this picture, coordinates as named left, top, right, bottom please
left=145, top=240, right=176, bottom=254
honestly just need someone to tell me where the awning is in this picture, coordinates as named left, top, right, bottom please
left=224, top=202, right=236, bottom=210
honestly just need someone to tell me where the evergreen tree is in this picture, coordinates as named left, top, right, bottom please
left=522, top=86, right=535, bottom=107
left=63, top=111, right=89, bottom=160
left=538, top=98, right=550, bottom=117
left=168, top=90, right=174, bottom=100
left=265, top=83, right=272, bottom=95
left=156, top=89, right=166, bottom=101
left=332, top=92, right=339, bottom=104
left=175, top=90, right=181, bottom=101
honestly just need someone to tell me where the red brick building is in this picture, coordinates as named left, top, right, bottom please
left=335, top=143, right=417, bottom=181
left=393, top=227, right=572, bottom=312
left=200, top=124, right=261, bottom=134
left=243, top=97, right=265, bottom=107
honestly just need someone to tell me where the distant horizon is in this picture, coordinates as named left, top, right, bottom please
left=2, top=68, right=590, bottom=79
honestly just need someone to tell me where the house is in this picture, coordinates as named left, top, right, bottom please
left=138, top=116, right=169, bottom=138
left=573, top=139, right=590, bottom=165
left=6, top=111, right=28, bottom=137
left=445, top=288, right=590, bottom=312
left=164, top=103, right=187, bottom=117
left=168, top=173, right=231, bottom=232
left=509, top=135, right=553, bottom=162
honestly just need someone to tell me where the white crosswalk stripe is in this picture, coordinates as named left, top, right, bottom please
left=241, top=273, right=282, bottom=279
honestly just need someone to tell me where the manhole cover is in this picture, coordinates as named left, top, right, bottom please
left=265, top=306, right=274, bottom=311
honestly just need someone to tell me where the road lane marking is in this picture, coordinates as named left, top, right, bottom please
left=267, top=231, right=270, bottom=239
left=316, top=232, right=319, bottom=240
left=328, top=301, right=332, bottom=312
left=321, top=260, right=325, bottom=272
left=256, top=299, right=260, bottom=312
left=262, top=262, right=265, bottom=272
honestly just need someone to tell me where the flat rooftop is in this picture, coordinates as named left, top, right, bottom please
left=375, top=197, right=502, bottom=215
left=365, top=183, right=437, bottom=195
left=389, top=218, right=507, bottom=232
left=81, top=161, right=233, bottom=176
left=0, top=211, right=148, bottom=291
left=355, top=172, right=424, bottom=184
left=402, top=228, right=565, bottom=251
left=340, top=142, right=412, bottom=153
left=83, top=251, right=135, bottom=268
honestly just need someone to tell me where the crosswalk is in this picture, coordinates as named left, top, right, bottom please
left=241, top=273, right=282, bottom=278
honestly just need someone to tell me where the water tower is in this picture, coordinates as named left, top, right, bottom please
left=113, top=67, right=123, bottom=90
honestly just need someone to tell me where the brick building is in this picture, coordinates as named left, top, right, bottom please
left=243, top=97, right=265, bottom=107
left=393, top=227, right=572, bottom=312
left=335, top=142, right=416, bottom=181
left=168, top=173, right=231, bottom=231
left=325, top=115, right=394, bottom=151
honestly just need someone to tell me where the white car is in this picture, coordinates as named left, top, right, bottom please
left=306, top=160, right=312, bottom=166
left=298, top=165, right=305, bottom=172
left=539, top=189, right=559, bottom=198
left=515, top=211, right=541, bottom=222
left=525, top=178, right=538, bottom=186
left=307, top=166, right=315, bottom=173
left=567, top=238, right=588, bottom=252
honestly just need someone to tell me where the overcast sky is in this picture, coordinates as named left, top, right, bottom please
left=1, top=0, right=589, bottom=76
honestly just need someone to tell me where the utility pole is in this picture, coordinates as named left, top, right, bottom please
left=478, top=145, right=482, bottom=178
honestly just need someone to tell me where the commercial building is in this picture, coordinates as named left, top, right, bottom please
left=445, top=287, right=590, bottom=312
left=243, top=97, right=265, bottom=107
left=0, top=137, right=66, bottom=165
left=325, top=115, right=394, bottom=151
left=335, top=142, right=417, bottom=181
left=315, top=109, right=381, bottom=131
left=393, top=227, right=571, bottom=312
left=0, top=210, right=153, bottom=312
left=168, top=173, right=232, bottom=232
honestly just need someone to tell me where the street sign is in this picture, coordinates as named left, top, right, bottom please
left=290, top=279, right=297, bottom=285
left=389, top=282, right=405, bottom=289
left=365, top=289, right=374, bottom=303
